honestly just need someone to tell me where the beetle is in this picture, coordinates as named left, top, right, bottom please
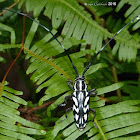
left=2, top=8, right=140, bottom=131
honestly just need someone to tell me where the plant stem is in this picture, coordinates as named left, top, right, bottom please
left=136, top=61, right=140, bottom=86
left=94, top=118, right=107, bottom=140
left=105, top=42, right=122, bottom=102
left=0, top=7, right=25, bottom=95
left=111, top=65, right=122, bottom=101
left=0, top=0, right=20, bottom=16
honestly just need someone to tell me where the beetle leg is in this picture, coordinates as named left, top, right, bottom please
left=88, top=89, right=97, bottom=97
left=58, top=95, right=72, bottom=107
left=59, top=107, right=72, bottom=123
left=89, top=88, right=96, bottom=92
left=67, top=79, right=74, bottom=90
left=89, top=108, right=98, bottom=129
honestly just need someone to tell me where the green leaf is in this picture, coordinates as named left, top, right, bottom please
left=97, top=82, right=124, bottom=95
left=0, top=22, right=15, bottom=44
left=85, top=63, right=108, bottom=76
left=0, top=44, right=21, bottom=49
left=0, top=83, right=46, bottom=139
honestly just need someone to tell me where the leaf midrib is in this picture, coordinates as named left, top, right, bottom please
left=55, top=0, right=112, bottom=36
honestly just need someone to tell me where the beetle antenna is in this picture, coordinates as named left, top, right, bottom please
left=2, top=8, right=79, bottom=76
left=82, top=14, right=140, bottom=76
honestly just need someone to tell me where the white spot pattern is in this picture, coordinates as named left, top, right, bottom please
left=79, top=80, right=82, bottom=90
left=83, top=105, right=89, bottom=113
left=79, top=118, right=81, bottom=124
left=76, top=123, right=79, bottom=128
left=84, top=96, right=89, bottom=106
left=73, top=91, right=76, bottom=97
left=83, top=123, right=86, bottom=128
left=86, top=91, right=88, bottom=96
left=84, top=114, right=87, bottom=121
left=78, top=92, right=84, bottom=102
left=75, top=114, right=79, bottom=121
left=73, top=105, right=79, bottom=113
left=73, top=96, right=78, bottom=106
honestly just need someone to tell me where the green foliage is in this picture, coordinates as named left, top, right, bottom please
left=0, top=82, right=46, bottom=140
left=116, top=0, right=140, bottom=30
left=0, top=0, right=140, bottom=139
left=54, top=100, right=140, bottom=140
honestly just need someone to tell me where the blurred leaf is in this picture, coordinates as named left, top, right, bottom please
left=0, top=82, right=46, bottom=139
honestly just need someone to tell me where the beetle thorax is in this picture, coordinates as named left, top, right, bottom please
left=74, top=75, right=87, bottom=91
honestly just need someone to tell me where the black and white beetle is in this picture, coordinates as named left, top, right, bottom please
left=2, top=9, right=140, bottom=131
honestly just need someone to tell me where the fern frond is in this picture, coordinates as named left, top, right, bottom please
left=0, top=82, right=46, bottom=140
left=51, top=99, right=140, bottom=139
left=106, top=15, right=140, bottom=62
left=0, top=44, right=21, bottom=49
left=18, top=0, right=47, bottom=17
left=0, top=56, right=6, bottom=63
left=122, top=80, right=140, bottom=100
left=0, top=22, right=15, bottom=44
left=82, top=0, right=113, bottom=16
left=116, top=0, right=140, bottom=30
left=23, top=21, right=96, bottom=99
left=0, top=1, right=139, bottom=139
left=42, top=0, right=139, bottom=61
